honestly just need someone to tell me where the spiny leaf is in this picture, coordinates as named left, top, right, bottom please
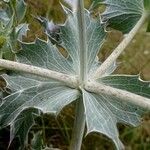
left=38, top=10, right=106, bottom=75
left=0, top=9, right=10, bottom=25
left=82, top=75, right=149, bottom=149
left=59, top=10, right=106, bottom=75
left=99, top=75, right=150, bottom=99
left=18, top=39, right=75, bottom=74
left=0, top=9, right=107, bottom=147
left=90, top=0, right=103, bottom=9
left=35, top=17, right=60, bottom=44
left=0, top=37, right=81, bottom=128
left=0, top=3, right=28, bottom=59
left=0, top=15, right=13, bottom=36
left=31, top=131, right=43, bottom=150
left=3, top=0, right=26, bottom=23
left=0, top=73, right=79, bottom=128
left=82, top=90, right=124, bottom=150
left=9, top=23, right=29, bottom=52
left=63, top=0, right=77, bottom=11
left=9, top=108, right=40, bottom=148
left=15, top=23, right=29, bottom=41
left=0, top=4, right=150, bottom=150
left=15, top=0, right=27, bottom=23
left=101, top=0, right=144, bottom=33
left=2, top=0, right=27, bottom=23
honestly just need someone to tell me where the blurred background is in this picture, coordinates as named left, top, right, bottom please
left=0, top=0, right=150, bottom=149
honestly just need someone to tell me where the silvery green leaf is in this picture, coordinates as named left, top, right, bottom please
left=82, top=90, right=124, bottom=150
left=16, top=23, right=29, bottom=40
left=59, top=10, right=106, bottom=75
left=1, top=3, right=149, bottom=150
left=0, top=15, right=13, bottom=36
left=0, top=37, right=80, bottom=128
left=2, top=0, right=26, bottom=22
left=0, top=73, right=79, bottom=128
left=101, top=61, right=117, bottom=77
left=101, top=0, right=144, bottom=33
left=90, top=0, right=103, bottom=9
left=63, top=0, right=77, bottom=11
left=82, top=76, right=149, bottom=150
left=35, top=10, right=106, bottom=75
left=96, top=75, right=150, bottom=123
left=82, top=75, right=149, bottom=150
left=0, top=15, right=14, bottom=58
left=99, top=75, right=150, bottom=98
left=31, top=131, right=43, bottom=150
left=8, top=24, right=29, bottom=52
left=18, top=38, right=75, bottom=74
left=0, top=10, right=10, bottom=25
left=35, top=17, right=60, bottom=44
left=15, top=0, right=27, bottom=23
left=9, top=108, right=40, bottom=148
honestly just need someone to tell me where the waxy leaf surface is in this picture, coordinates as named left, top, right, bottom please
left=0, top=6, right=150, bottom=150
left=82, top=75, right=150, bottom=150
left=0, top=38, right=79, bottom=147
left=101, top=0, right=144, bottom=33
left=61, top=10, right=106, bottom=74
left=9, top=108, right=39, bottom=148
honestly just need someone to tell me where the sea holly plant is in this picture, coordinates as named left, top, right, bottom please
left=0, top=0, right=28, bottom=60
left=0, top=0, right=150, bottom=150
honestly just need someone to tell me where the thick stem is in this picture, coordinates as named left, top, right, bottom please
left=85, top=81, right=150, bottom=110
left=69, top=98, right=85, bottom=150
left=70, top=0, right=86, bottom=149
left=0, top=59, right=78, bottom=88
left=93, top=12, right=149, bottom=79
left=77, top=0, right=87, bottom=83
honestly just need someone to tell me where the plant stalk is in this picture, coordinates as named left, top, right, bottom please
left=85, top=80, right=150, bottom=110
left=0, top=59, right=78, bottom=88
left=77, top=0, right=87, bottom=83
left=69, top=98, right=85, bottom=150
left=93, top=12, right=149, bottom=79
left=69, top=0, right=87, bottom=149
